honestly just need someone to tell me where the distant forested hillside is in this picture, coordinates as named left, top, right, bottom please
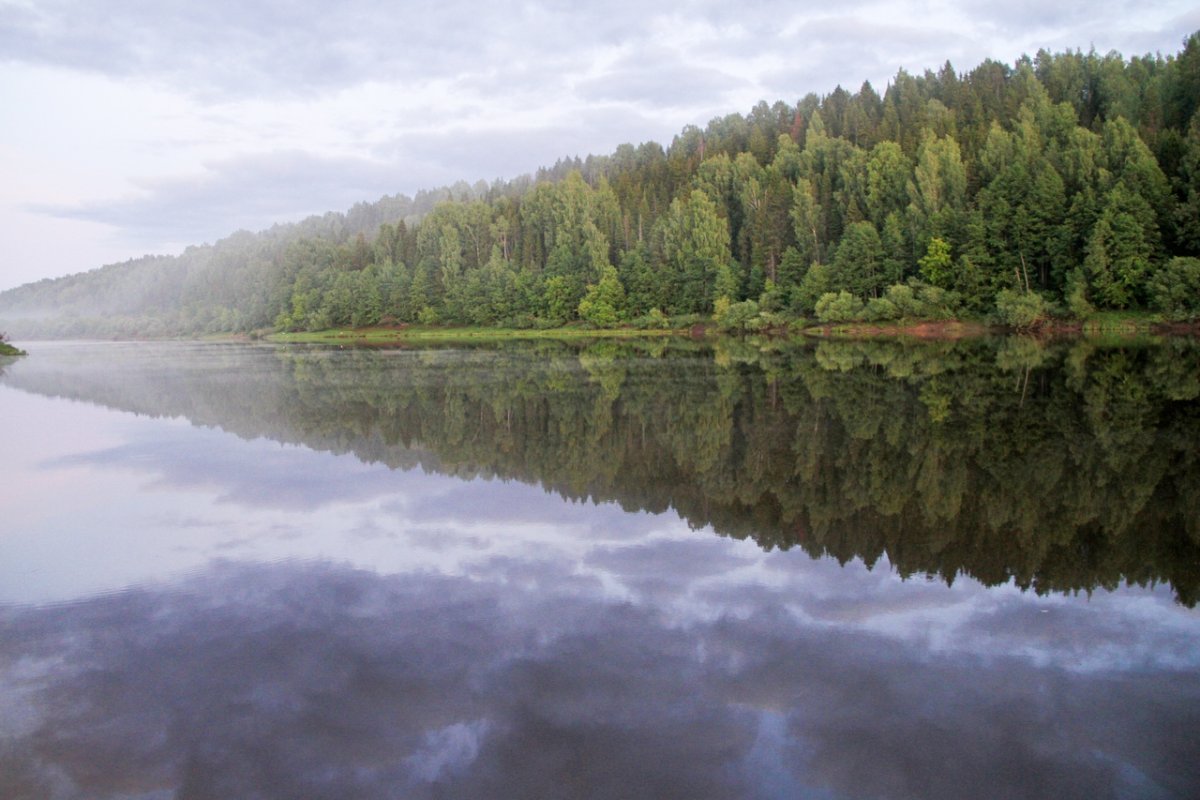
left=3, top=34, right=1200, bottom=337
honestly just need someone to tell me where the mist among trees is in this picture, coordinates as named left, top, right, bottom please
left=3, top=33, right=1200, bottom=337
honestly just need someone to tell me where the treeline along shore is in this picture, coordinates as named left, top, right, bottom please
left=3, top=34, right=1200, bottom=338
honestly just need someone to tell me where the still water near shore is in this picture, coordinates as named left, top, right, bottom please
left=1, top=338, right=1198, bottom=799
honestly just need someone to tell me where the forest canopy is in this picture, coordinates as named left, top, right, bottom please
left=3, top=33, right=1200, bottom=337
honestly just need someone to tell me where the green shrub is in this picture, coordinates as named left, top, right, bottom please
left=815, top=291, right=866, bottom=323
left=916, top=285, right=960, bottom=319
left=994, top=289, right=1048, bottom=330
left=756, top=311, right=789, bottom=331
left=501, top=313, right=538, bottom=329
left=864, top=297, right=900, bottom=321
left=715, top=299, right=764, bottom=333
left=884, top=284, right=922, bottom=317
left=632, top=308, right=671, bottom=329
left=669, top=313, right=705, bottom=329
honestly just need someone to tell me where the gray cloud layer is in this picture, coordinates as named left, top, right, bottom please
left=3, top=1, right=1197, bottom=271
left=5, top=1, right=1189, bottom=97
left=2, top=1, right=703, bottom=97
left=2, top=560, right=1197, bottom=799
left=31, top=152, right=419, bottom=245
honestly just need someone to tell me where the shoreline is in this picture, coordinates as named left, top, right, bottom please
left=5, top=315, right=1197, bottom=348
left=267, top=315, right=1200, bottom=346
left=267, top=325, right=682, bottom=345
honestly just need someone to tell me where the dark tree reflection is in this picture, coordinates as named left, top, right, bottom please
left=4, top=336, right=1199, bottom=604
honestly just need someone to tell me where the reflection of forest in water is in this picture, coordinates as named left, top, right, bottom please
left=5, top=336, right=1199, bottom=604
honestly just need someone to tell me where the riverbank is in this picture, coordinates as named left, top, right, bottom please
left=267, top=311, right=1200, bottom=346
left=0, top=341, right=27, bottom=356
left=799, top=320, right=994, bottom=339
left=268, top=325, right=682, bottom=345
left=798, top=310, right=1200, bottom=340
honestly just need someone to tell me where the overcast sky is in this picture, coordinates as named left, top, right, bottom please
left=1, top=1, right=1197, bottom=291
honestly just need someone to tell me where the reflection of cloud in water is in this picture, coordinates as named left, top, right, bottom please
left=586, top=537, right=756, bottom=604
left=1, top=561, right=1196, bottom=800
left=406, top=477, right=659, bottom=532
left=44, top=423, right=437, bottom=512
left=0, top=383, right=699, bottom=605
left=405, top=719, right=490, bottom=782
left=43, top=417, right=670, bottom=546
left=955, top=592, right=1200, bottom=672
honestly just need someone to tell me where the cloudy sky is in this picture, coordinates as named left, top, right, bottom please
left=1, top=1, right=1197, bottom=291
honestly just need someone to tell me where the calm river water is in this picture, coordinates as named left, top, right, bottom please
left=1, top=338, right=1198, bottom=799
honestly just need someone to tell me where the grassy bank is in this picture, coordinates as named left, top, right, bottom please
left=1076, top=310, right=1162, bottom=334
left=0, top=341, right=27, bottom=356
left=268, top=325, right=684, bottom=345
left=266, top=312, right=1200, bottom=346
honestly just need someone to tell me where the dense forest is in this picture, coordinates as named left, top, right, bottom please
left=3, top=34, right=1200, bottom=336
left=5, top=338, right=1198, bottom=604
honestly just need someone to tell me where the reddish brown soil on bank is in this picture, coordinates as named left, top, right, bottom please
left=805, top=320, right=994, bottom=340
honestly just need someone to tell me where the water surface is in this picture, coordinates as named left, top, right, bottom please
left=1, top=338, right=1198, bottom=799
